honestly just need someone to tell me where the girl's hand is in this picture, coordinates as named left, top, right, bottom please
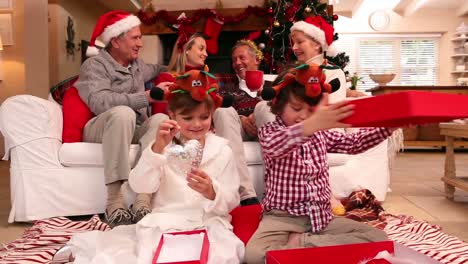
left=303, top=93, right=355, bottom=136
left=187, top=167, right=216, bottom=200
left=152, top=120, right=180, bottom=154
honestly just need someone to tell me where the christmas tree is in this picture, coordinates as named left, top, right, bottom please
left=254, top=0, right=348, bottom=74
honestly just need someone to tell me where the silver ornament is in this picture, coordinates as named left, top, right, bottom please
left=265, top=29, right=270, bottom=35
left=259, top=43, right=266, bottom=49
left=165, top=140, right=202, bottom=176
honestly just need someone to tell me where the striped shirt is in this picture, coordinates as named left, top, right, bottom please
left=258, top=117, right=392, bottom=232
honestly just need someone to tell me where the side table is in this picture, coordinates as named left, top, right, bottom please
left=439, top=122, right=468, bottom=200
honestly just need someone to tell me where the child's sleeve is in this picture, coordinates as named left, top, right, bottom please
left=324, top=127, right=393, bottom=154
left=204, top=146, right=240, bottom=216
left=129, top=140, right=166, bottom=194
left=258, top=122, right=310, bottom=159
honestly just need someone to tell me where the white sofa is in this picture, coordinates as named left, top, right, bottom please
left=0, top=94, right=390, bottom=223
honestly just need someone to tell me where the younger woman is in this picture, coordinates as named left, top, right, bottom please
left=245, top=67, right=393, bottom=264
left=151, top=32, right=208, bottom=115
left=69, top=70, right=244, bottom=264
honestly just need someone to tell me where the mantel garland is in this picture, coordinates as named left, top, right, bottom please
left=137, top=6, right=270, bottom=27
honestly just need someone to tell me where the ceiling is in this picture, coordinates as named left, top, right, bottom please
left=334, top=0, right=467, bottom=17
left=95, top=0, right=468, bottom=17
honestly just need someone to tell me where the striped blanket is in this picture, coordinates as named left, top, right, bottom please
left=0, top=215, right=109, bottom=264
left=384, top=215, right=468, bottom=264
left=1, top=202, right=468, bottom=263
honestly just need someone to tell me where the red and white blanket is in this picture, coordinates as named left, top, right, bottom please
left=2, top=190, right=468, bottom=264
left=0, top=215, right=109, bottom=263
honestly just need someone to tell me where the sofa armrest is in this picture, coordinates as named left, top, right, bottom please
left=0, top=95, right=63, bottom=159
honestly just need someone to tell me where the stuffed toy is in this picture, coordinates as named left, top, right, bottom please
left=261, top=62, right=341, bottom=101
left=150, top=69, right=233, bottom=108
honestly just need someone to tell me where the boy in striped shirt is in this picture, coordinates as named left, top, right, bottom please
left=245, top=67, right=394, bottom=264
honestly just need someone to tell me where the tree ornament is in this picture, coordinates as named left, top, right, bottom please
left=259, top=43, right=266, bottom=49
left=305, top=6, right=312, bottom=13
left=267, top=7, right=273, bottom=15
left=333, top=14, right=339, bottom=21
left=273, top=21, right=280, bottom=27
left=265, top=29, right=270, bottom=35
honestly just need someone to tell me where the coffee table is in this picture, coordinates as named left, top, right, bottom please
left=439, top=122, right=468, bottom=200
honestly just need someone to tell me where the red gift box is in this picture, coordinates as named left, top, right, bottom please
left=266, top=241, right=442, bottom=264
left=266, top=241, right=393, bottom=264
left=152, top=230, right=209, bottom=264
left=342, top=91, right=468, bottom=127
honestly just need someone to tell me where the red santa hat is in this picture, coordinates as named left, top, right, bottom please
left=290, top=16, right=338, bottom=57
left=86, top=11, right=141, bottom=57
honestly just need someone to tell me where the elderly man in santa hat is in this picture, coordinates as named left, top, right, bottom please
left=75, top=11, right=169, bottom=227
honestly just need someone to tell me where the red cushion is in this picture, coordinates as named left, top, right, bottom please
left=229, top=204, right=262, bottom=245
left=62, top=87, right=95, bottom=143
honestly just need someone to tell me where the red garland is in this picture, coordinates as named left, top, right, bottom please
left=137, top=6, right=270, bottom=27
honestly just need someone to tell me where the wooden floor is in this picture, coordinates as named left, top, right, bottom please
left=1, top=150, right=468, bottom=244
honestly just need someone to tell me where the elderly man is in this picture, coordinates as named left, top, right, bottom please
left=216, top=40, right=275, bottom=206
left=75, top=11, right=168, bottom=227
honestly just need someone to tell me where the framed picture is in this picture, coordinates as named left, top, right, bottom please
left=0, top=13, right=13, bottom=45
left=0, top=0, right=13, bottom=9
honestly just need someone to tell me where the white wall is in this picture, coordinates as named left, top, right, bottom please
left=335, top=7, right=467, bottom=85
left=48, top=1, right=107, bottom=86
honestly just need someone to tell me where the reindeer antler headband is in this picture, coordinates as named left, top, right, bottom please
left=261, top=63, right=341, bottom=102
left=150, top=70, right=233, bottom=108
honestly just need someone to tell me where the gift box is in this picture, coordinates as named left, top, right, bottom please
left=342, top=91, right=468, bottom=127
left=266, top=241, right=442, bottom=264
left=152, top=229, right=209, bottom=264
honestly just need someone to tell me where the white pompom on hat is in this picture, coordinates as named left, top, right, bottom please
left=290, top=16, right=338, bottom=57
left=86, top=10, right=141, bottom=57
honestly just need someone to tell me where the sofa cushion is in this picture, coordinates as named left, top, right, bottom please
left=62, top=87, right=95, bottom=143
left=243, top=141, right=263, bottom=165
left=59, top=142, right=140, bottom=167
left=230, top=204, right=262, bottom=245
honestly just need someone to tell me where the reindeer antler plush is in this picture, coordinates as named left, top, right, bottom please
left=262, top=62, right=341, bottom=101
left=150, top=70, right=233, bottom=108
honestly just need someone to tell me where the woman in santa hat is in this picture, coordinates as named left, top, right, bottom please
left=290, top=16, right=366, bottom=101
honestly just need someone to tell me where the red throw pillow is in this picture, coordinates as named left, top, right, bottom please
left=62, top=87, right=95, bottom=143
left=229, top=204, right=262, bottom=245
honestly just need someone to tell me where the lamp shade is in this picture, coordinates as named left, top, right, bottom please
left=0, top=35, right=3, bottom=50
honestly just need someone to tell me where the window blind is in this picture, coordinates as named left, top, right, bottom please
left=335, top=34, right=439, bottom=91
left=400, top=40, right=438, bottom=85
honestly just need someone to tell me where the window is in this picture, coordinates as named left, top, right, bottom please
left=334, top=34, right=440, bottom=91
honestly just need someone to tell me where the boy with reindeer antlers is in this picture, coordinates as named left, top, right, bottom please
left=245, top=64, right=394, bottom=264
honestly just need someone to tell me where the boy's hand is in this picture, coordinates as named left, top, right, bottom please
left=187, top=167, right=216, bottom=200
left=152, top=120, right=180, bottom=154
left=303, top=93, right=355, bottom=136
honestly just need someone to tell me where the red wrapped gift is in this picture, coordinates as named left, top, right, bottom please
left=342, top=91, right=468, bottom=127
left=152, top=229, right=209, bottom=264
left=266, top=241, right=442, bottom=264
left=266, top=241, right=393, bottom=264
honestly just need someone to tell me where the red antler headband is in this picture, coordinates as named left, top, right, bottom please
left=261, top=63, right=341, bottom=102
left=150, top=70, right=233, bottom=108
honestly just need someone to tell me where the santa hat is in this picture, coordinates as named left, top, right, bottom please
left=290, top=16, right=338, bottom=57
left=86, top=11, right=141, bottom=57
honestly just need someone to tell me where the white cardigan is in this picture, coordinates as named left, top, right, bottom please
left=129, top=133, right=240, bottom=231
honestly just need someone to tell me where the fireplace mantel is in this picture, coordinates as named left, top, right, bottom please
left=140, top=8, right=269, bottom=35
left=140, top=5, right=333, bottom=35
